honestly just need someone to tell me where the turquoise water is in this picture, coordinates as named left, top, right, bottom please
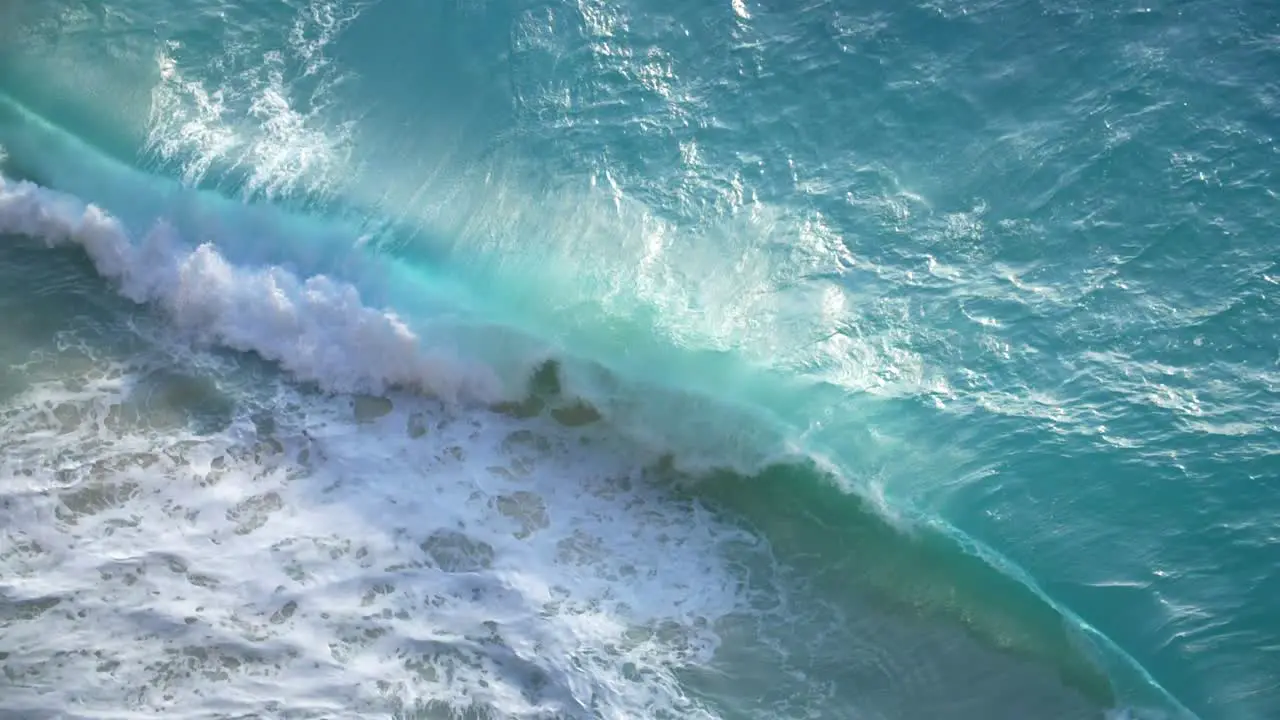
left=1, top=1, right=1277, bottom=718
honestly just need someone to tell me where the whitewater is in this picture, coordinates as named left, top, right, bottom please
left=1, top=1, right=1277, bottom=719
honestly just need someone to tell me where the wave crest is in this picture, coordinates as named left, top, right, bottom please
left=0, top=174, right=499, bottom=402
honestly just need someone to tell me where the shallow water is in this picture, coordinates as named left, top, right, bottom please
left=1, top=1, right=1278, bottom=718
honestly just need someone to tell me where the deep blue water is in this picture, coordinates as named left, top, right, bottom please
left=0, top=1, right=1277, bottom=718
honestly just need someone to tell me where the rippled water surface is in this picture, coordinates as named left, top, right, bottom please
left=1, top=1, right=1277, bottom=718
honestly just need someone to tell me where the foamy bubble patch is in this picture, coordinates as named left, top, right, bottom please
left=0, top=366, right=750, bottom=718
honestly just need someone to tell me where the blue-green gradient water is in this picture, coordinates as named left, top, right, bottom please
left=1, top=1, right=1276, bottom=718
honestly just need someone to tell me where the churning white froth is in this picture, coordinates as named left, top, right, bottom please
left=0, top=353, right=752, bottom=718
left=0, top=174, right=499, bottom=403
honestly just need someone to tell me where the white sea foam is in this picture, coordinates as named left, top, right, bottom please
left=0, top=354, right=751, bottom=718
left=0, top=174, right=499, bottom=403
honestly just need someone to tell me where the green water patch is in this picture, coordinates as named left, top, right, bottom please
left=673, top=458, right=1121, bottom=708
left=0, top=233, right=139, bottom=377
left=117, top=368, right=238, bottom=436
left=492, top=359, right=603, bottom=428
left=490, top=359, right=1117, bottom=706
left=0, top=230, right=240, bottom=439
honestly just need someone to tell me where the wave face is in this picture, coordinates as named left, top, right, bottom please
left=1, top=0, right=1277, bottom=718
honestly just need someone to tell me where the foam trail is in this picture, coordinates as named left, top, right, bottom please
left=0, top=173, right=499, bottom=403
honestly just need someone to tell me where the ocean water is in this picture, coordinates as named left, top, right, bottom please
left=0, top=0, right=1277, bottom=718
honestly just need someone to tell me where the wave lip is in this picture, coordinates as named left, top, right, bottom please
left=0, top=173, right=500, bottom=404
